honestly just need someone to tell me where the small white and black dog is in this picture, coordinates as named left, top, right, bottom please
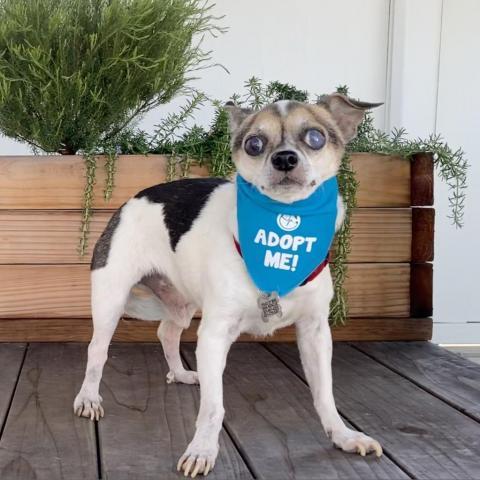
left=74, top=94, right=383, bottom=477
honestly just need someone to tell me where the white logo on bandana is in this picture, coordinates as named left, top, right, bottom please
left=277, top=214, right=301, bottom=232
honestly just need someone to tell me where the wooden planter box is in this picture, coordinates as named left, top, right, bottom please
left=0, top=153, right=434, bottom=342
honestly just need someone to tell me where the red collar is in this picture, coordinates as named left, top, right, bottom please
left=233, top=237, right=329, bottom=288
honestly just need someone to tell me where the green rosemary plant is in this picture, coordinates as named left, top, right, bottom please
left=0, top=0, right=220, bottom=154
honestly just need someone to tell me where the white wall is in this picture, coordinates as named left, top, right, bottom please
left=433, top=0, right=480, bottom=343
left=385, top=0, right=480, bottom=343
left=0, top=0, right=478, bottom=342
left=139, top=0, right=390, bottom=133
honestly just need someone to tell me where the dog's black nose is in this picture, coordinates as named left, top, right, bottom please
left=271, top=150, right=298, bottom=171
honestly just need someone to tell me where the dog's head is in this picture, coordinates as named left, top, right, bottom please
left=226, top=95, right=382, bottom=203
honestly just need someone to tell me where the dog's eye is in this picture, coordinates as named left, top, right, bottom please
left=244, top=135, right=265, bottom=156
left=304, top=129, right=326, bottom=150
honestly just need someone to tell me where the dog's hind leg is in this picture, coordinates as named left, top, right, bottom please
left=158, top=320, right=198, bottom=385
left=74, top=266, right=136, bottom=420
left=139, top=274, right=199, bottom=385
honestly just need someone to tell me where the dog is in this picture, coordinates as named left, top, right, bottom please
left=74, top=93, right=383, bottom=477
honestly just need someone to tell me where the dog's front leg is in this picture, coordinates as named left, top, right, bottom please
left=177, top=317, right=236, bottom=477
left=296, top=316, right=383, bottom=457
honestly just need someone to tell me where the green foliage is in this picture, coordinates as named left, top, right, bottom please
left=112, top=128, right=151, bottom=155
left=266, top=81, right=309, bottom=103
left=150, top=90, right=207, bottom=157
left=329, top=153, right=358, bottom=325
left=0, top=0, right=220, bottom=154
left=349, top=122, right=467, bottom=227
left=113, top=77, right=467, bottom=326
left=78, top=152, right=97, bottom=256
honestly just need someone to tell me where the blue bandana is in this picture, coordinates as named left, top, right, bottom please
left=236, top=175, right=338, bottom=297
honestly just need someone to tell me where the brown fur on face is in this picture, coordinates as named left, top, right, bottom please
left=225, top=96, right=381, bottom=203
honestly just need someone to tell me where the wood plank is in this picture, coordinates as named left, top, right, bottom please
left=0, top=153, right=412, bottom=209
left=410, top=263, right=433, bottom=317
left=0, top=265, right=91, bottom=318
left=348, top=209, right=411, bottom=262
left=0, top=208, right=413, bottom=264
left=411, top=153, right=434, bottom=206
left=412, top=208, right=434, bottom=262
left=330, top=317, right=432, bottom=341
left=0, top=210, right=108, bottom=264
left=0, top=344, right=97, bottom=480
left=346, top=264, right=410, bottom=317
left=0, top=264, right=411, bottom=318
left=181, top=343, right=408, bottom=480
left=99, top=343, right=250, bottom=480
left=267, top=343, right=480, bottom=479
left=352, top=342, right=480, bottom=422
left=351, top=153, right=410, bottom=207
left=0, top=344, right=26, bottom=429
left=0, top=155, right=207, bottom=210
left=0, top=317, right=433, bottom=342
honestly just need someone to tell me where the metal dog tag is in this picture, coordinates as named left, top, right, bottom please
left=257, top=292, right=282, bottom=322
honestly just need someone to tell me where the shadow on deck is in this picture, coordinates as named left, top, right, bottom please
left=1, top=341, right=480, bottom=479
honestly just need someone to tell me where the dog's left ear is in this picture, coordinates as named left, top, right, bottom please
left=224, top=102, right=254, bottom=133
left=317, top=94, right=383, bottom=142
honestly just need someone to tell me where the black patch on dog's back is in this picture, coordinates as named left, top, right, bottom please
left=135, top=177, right=229, bottom=250
left=91, top=208, right=122, bottom=270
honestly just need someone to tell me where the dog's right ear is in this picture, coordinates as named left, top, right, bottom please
left=224, top=102, right=254, bottom=133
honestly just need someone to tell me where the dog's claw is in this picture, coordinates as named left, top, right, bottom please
left=191, top=458, right=205, bottom=478
left=184, top=457, right=195, bottom=477
left=73, top=393, right=104, bottom=421
left=331, top=428, right=382, bottom=458
left=177, top=449, right=217, bottom=477
left=177, top=454, right=187, bottom=472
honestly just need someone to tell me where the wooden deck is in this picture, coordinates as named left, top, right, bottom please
left=1, top=342, right=479, bottom=479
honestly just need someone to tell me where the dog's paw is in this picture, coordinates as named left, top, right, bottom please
left=177, top=442, right=218, bottom=478
left=166, top=370, right=199, bottom=385
left=331, top=428, right=382, bottom=457
left=73, top=393, right=104, bottom=421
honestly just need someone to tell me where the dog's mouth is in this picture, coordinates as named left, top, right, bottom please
left=278, top=176, right=300, bottom=186
left=271, top=174, right=304, bottom=189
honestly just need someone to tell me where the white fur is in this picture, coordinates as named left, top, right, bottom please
left=74, top=100, right=382, bottom=476
left=275, top=99, right=291, bottom=117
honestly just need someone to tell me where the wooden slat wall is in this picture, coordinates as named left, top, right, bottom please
left=0, top=153, right=434, bottom=341
left=0, top=263, right=411, bottom=319
left=0, top=208, right=412, bottom=264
